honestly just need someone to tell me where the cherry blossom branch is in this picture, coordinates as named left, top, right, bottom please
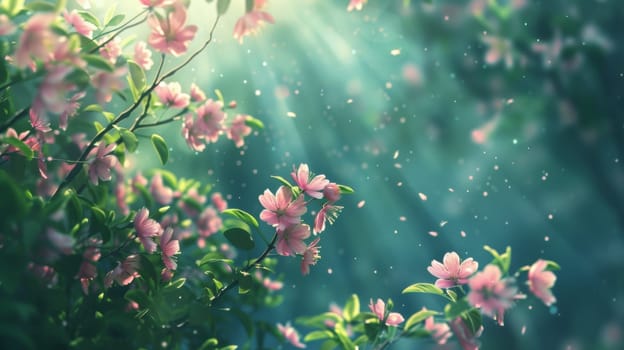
left=52, top=16, right=221, bottom=198
left=131, top=109, right=187, bottom=131
left=90, top=9, right=149, bottom=53
left=0, top=107, right=29, bottom=134
left=211, top=231, right=278, bottom=305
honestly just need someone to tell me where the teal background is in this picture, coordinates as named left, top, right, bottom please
left=119, top=0, right=624, bottom=348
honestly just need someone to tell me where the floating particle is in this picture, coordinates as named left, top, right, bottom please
left=483, top=191, right=488, bottom=197
left=397, top=181, right=403, bottom=187
left=468, top=175, right=474, bottom=181
left=448, top=188, right=455, bottom=192
left=393, top=150, right=399, bottom=159
left=347, top=98, right=353, bottom=104
left=506, top=98, right=514, bottom=105
left=287, top=111, right=297, bottom=118
left=328, top=268, right=333, bottom=274
left=428, top=231, right=438, bottom=237
left=394, top=163, right=402, bottom=168
left=418, top=192, right=428, bottom=201
left=460, top=230, right=467, bottom=237
left=357, top=200, right=366, bottom=208
left=494, top=165, right=499, bottom=171
left=390, top=49, right=401, bottom=56
left=548, top=213, right=553, bottom=220
left=385, top=82, right=393, bottom=89
left=440, top=220, right=448, bottom=227
left=399, top=216, right=407, bottom=222
left=521, top=325, right=527, bottom=335
left=254, top=89, right=261, bottom=96
left=544, top=236, right=550, bottom=242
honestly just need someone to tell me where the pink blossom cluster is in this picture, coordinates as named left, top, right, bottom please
left=259, top=164, right=345, bottom=275
left=233, top=0, right=275, bottom=44
left=369, top=298, right=405, bottom=327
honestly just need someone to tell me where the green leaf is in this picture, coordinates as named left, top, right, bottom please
left=304, top=330, right=334, bottom=342
left=484, top=245, right=512, bottom=274
left=245, top=0, right=254, bottom=12
left=402, top=283, right=445, bottom=296
left=297, top=312, right=342, bottom=328
left=270, top=175, right=294, bottom=188
left=83, top=54, right=114, bottom=72
left=214, top=88, right=225, bottom=104
left=151, top=134, right=168, bottom=165
left=462, top=308, right=483, bottom=335
left=446, top=289, right=457, bottom=302
left=337, top=184, right=355, bottom=194
left=83, top=104, right=103, bottom=112
left=125, top=289, right=150, bottom=308
left=444, top=299, right=474, bottom=320
left=25, top=1, right=55, bottom=12
left=103, top=3, right=117, bottom=26
left=106, top=13, right=125, bottom=27
left=65, top=68, right=91, bottom=90
left=169, top=278, right=186, bottom=289
left=119, top=128, right=138, bottom=152
left=244, top=115, right=264, bottom=130
left=343, top=294, right=360, bottom=322
left=5, top=0, right=25, bottom=16
left=334, top=323, right=355, bottom=350
left=238, top=271, right=252, bottom=294
left=78, top=10, right=101, bottom=27
left=127, top=60, right=146, bottom=99
left=545, top=260, right=561, bottom=271
left=2, top=137, right=34, bottom=159
left=221, top=208, right=259, bottom=228
left=224, top=227, right=254, bottom=250
left=216, top=0, right=231, bottom=15
left=198, top=338, right=219, bottom=350
left=404, top=309, right=439, bottom=331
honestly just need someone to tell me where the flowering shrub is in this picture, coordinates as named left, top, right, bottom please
left=0, top=0, right=562, bottom=349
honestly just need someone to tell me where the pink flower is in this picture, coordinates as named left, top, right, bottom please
left=424, top=313, right=452, bottom=345
left=313, top=204, right=342, bottom=234
left=133, top=41, right=153, bottom=70
left=59, top=91, right=86, bottom=131
left=190, top=83, right=206, bottom=102
left=155, top=81, right=190, bottom=109
left=368, top=298, right=404, bottom=326
left=134, top=207, right=163, bottom=253
left=449, top=317, right=482, bottom=350
left=14, top=13, right=58, bottom=69
left=76, top=238, right=101, bottom=295
left=0, top=14, right=16, bottom=36
left=291, top=163, right=329, bottom=199
left=150, top=172, right=174, bottom=205
left=226, top=114, right=252, bottom=148
left=427, top=252, right=479, bottom=289
left=147, top=4, right=197, bottom=56
left=211, top=192, right=228, bottom=212
left=263, top=277, right=283, bottom=291
left=91, top=67, right=127, bottom=104
left=197, top=206, right=222, bottom=237
left=105, top=254, right=141, bottom=287
left=34, top=65, right=76, bottom=117
left=233, top=10, right=274, bottom=44
left=99, top=37, right=122, bottom=64
left=277, top=322, right=306, bottom=348
left=300, top=237, right=320, bottom=275
left=347, top=0, right=367, bottom=11
left=323, top=182, right=341, bottom=203
left=276, top=223, right=310, bottom=256
left=140, top=0, right=173, bottom=7
left=160, top=227, right=180, bottom=270
left=527, top=259, right=557, bottom=306
left=467, top=265, right=525, bottom=326
left=46, top=229, right=75, bottom=255
left=178, top=187, right=206, bottom=217
left=259, top=186, right=307, bottom=230
left=181, top=99, right=226, bottom=151
left=87, top=142, right=117, bottom=185
left=63, top=10, right=96, bottom=38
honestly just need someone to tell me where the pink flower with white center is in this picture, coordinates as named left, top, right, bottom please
left=63, top=10, right=96, bottom=38
left=300, top=237, right=320, bottom=275
left=147, top=3, right=197, bottom=56
left=196, top=99, right=225, bottom=142
left=427, top=251, right=479, bottom=289
left=211, top=192, right=228, bottom=212
left=259, top=186, right=307, bottom=230
left=105, top=254, right=141, bottom=287
left=134, top=207, right=163, bottom=253
left=160, top=227, right=180, bottom=270
left=313, top=204, right=343, bottom=234
left=87, top=142, right=117, bottom=185
left=99, top=37, right=122, bottom=64
left=150, top=172, right=174, bottom=205
left=190, top=83, right=206, bottom=102
left=369, top=298, right=405, bottom=326
left=197, top=206, right=222, bottom=237
left=276, top=223, right=310, bottom=256
left=449, top=317, right=482, bottom=350
left=155, top=81, right=190, bottom=109
left=347, top=0, right=367, bottom=11
left=527, top=259, right=557, bottom=306
left=0, top=14, right=16, bottom=36
left=277, top=323, right=305, bottom=348
left=291, top=163, right=329, bottom=199
left=233, top=9, right=274, bottom=44
left=14, top=13, right=58, bottom=69
left=226, top=114, right=252, bottom=148
left=323, top=182, right=341, bottom=203
left=133, top=41, right=153, bottom=70
left=91, top=67, right=127, bottom=104
left=424, top=313, right=452, bottom=345
left=182, top=114, right=205, bottom=152
left=467, top=264, right=525, bottom=326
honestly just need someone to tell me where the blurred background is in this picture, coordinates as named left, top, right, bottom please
left=112, top=0, right=624, bottom=348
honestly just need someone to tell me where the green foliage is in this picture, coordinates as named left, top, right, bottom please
left=150, top=134, right=169, bottom=165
